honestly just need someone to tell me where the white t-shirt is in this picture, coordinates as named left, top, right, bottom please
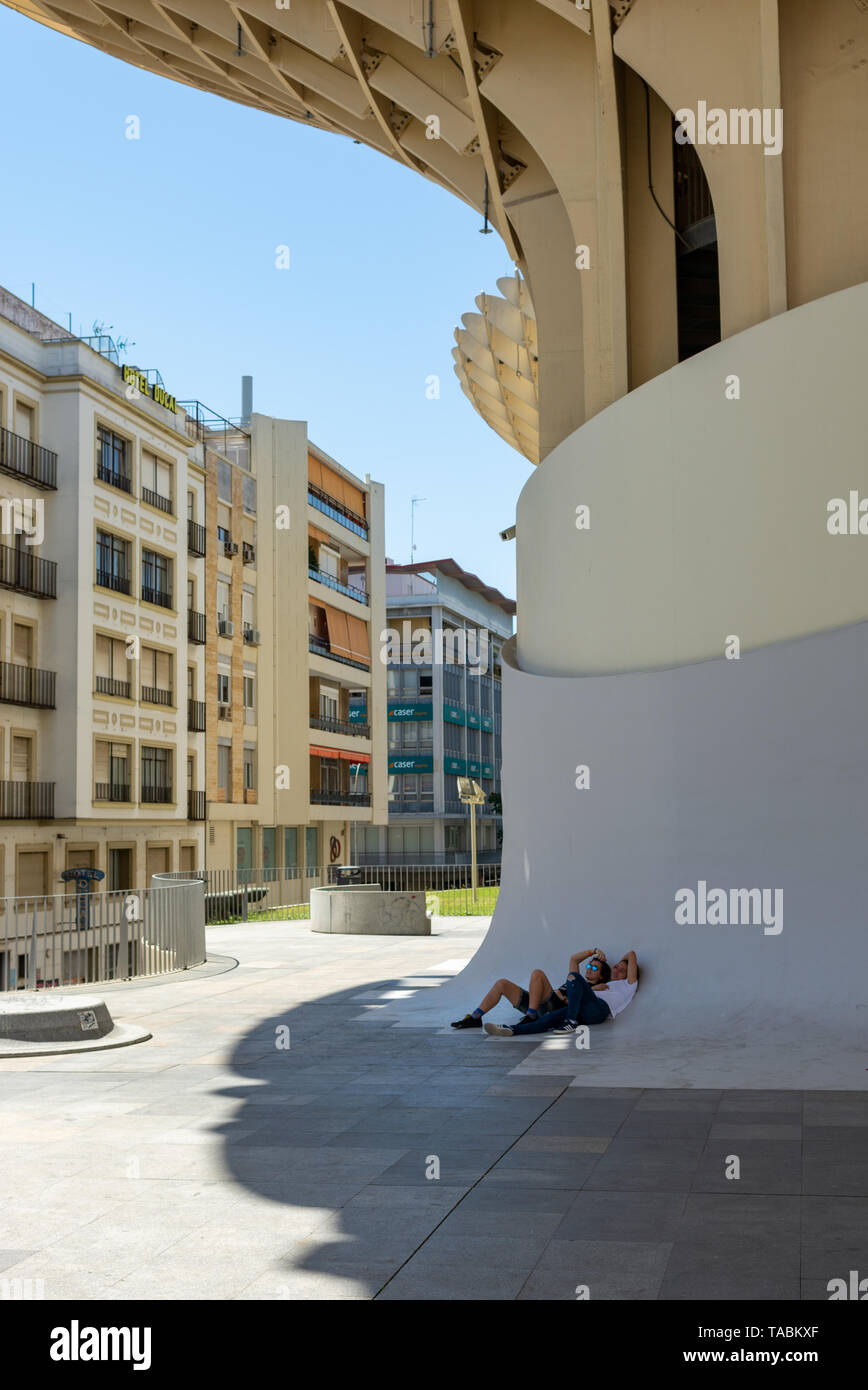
left=599, top=978, right=637, bottom=1020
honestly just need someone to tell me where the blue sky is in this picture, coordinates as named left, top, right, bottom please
left=0, top=7, right=529, bottom=601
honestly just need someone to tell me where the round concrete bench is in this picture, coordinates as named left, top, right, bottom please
left=0, top=993, right=151, bottom=1056
left=310, top=885, right=431, bottom=935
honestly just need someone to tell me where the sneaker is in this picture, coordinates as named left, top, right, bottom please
left=483, top=1022, right=515, bottom=1038
left=552, top=1020, right=578, bottom=1033
left=450, top=1014, right=482, bottom=1029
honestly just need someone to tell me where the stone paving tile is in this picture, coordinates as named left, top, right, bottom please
left=519, top=1238, right=672, bottom=1300
left=376, top=1257, right=531, bottom=1301
left=555, top=1191, right=688, bottom=1243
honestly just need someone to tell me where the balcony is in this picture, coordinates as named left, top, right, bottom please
left=142, top=485, right=173, bottom=515
left=95, top=568, right=131, bottom=596
left=187, top=520, right=206, bottom=557
left=308, top=565, right=369, bottom=606
left=0, top=543, right=57, bottom=599
left=0, top=780, right=54, bottom=818
left=187, top=698, right=206, bottom=732
left=308, top=482, right=368, bottom=539
left=94, top=782, right=131, bottom=803
left=96, top=461, right=132, bottom=494
left=142, top=585, right=172, bottom=609
left=141, top=784, right=172, bottom=804
left=187, top=609, right=206, bottom=644
left=308, top=635, right=370, bottom=672
left=0, top=426, right=58, bottom=490
left=187, top=789, right=206, bottom=820
left=142, top=685, right=173, bottom=706
left=310, top=790, right=371, bottom=807
left=310, top=714, right=370, bottom=738
left=0, top=662, right=56, bottom=709
left=95, top=674, right=130, bottom=700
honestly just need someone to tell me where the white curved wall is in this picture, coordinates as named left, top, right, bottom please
left=517, top=282, right=868, bottom=676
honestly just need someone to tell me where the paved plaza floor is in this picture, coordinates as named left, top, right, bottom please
left=0, top=917, right=865, bottom=1301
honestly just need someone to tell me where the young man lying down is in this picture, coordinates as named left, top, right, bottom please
left=451, top=947, right=639, bottom=1036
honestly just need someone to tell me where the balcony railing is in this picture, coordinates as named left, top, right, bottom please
left=0, top=780, right=54, bottom=818
left=94, top=782, right=131, bottom=803
left=310, top=714, right=370, bottom=738
left=142, top=685, right=173, bottom=706
left=95, top=568, right=131, bottom=596
left=307, top=482, right=368, bottom=538
left=141, top=784, right=172, bottom=804
left=308, top=565, right=369, bottom=606
left=188, top=609, right=206, bottom=644
left=187, top=789, right=206, bottom=820
left=0, top=543, right=57, bottom=600
left=0, top=426, right=58, bottom=490
left=308, top=635, right=370, bottom=671
left=187, top=520, right=206, bottom=556
left=188, top=698, right=206, bottom=732
left=142, top=585, right=172, bottom=609
left=95, top=674, right=130, bottom=699
left=96, top=462, right=132, bottom=494
left=142, top=485, right=173, bottom=515
left=310, top=790, right=371, bottom=807
left=0, top=662, right=56, bottom=709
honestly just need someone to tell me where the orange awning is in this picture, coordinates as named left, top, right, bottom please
left=310, top=746, right=370, bottom=763
left=345, top=614, right=371, bottom=664
left=321, top=604, right=352, bottom=661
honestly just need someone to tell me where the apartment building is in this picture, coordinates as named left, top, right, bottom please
left=357, top=559, right=514, bottom=866
left=0, top=288, right=204, bottom=897
left=166, top=389, right=388, bottom=878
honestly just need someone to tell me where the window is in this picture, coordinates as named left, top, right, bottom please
left=318, top=545, right=340, bottom=579
left=108, top=847, right=132, bottom=892
left=305, top=826, right=319, bottom=872
left=319, top=685, right=338, bottom=721
left=217, top=671, right=230, bottom=705
left=262, top=827, right=275, bottom=867
left=236, top=827, right=252, bottom=875
left=243, top=745, right=256, bottom=790
left=284, top=827, right=298, bottom=872
left=94, top=634, right=130, bottom=697
left=17, top=850, right=47, bottom=897
left=320, top=757, right=340, bottom=793
left=142, top=549, right=172, bottom=608
left=217, top=458, right=232, bottom=503
left=95, top=741, right=131, bottom=800
left=243, top=675, right=256, bottom=721
left=187, top=490, right=195, bottom=521
left=96, top=426, right=131, bottom=492
left=14, top=401, right=34, bottom=441
left=242, top=475, right=256, bottom=514
left=141, top=450, right=173, bottom=513
left=217, top=579, right=231, bottom=629
left=12, top=734, right=33, bottom=781
left=217, top=741, right=231, bottom=790
left=96, top=531, right=131, bottom=594
left=141, top=746, right=171, bottom=802
left=141, top=647, right=173, bottom=704
left=12, top=622, right=33, bottom=667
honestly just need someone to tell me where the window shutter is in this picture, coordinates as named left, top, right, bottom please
left=12, top=736, right=32, bottom=780
left=13, top=623, right=33, bottom=666
left=156, top=458, right=171, bottom=498
left=94, top=742, right=110, bottom=781
left=17, top=851, right=46, bottom=897
left=156, top=650, right=171, bottom=690
left=94, top=634, right=111, bottom=678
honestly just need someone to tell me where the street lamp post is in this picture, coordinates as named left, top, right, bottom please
left=457, top=777, right=486, bottom=908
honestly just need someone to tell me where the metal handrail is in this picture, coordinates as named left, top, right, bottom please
left=0, top=426, right=58, bottom=489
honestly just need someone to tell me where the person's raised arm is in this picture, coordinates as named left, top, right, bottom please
left=568, top=947, right=604, bottom=973
left=621, top=951, right=639, bottom=985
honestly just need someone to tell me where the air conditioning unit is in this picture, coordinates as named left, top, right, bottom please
left=218, top=703, right=231, bottom=720
left=224, top=540, right=239, bottom=557
left=218, top=618, right=234, bottom=637
left=244, top=627, right=261, bottom=644
left=243, top=543, right=255, bottom=565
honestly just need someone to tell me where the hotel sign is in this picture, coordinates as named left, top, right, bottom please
left=122, top=364, right=178, bottom=414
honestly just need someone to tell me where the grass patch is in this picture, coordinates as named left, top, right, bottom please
left=427, top=886, right=499, bottom=917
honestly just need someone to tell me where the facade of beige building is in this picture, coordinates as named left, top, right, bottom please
left=0, top=292, right=385, bottom=897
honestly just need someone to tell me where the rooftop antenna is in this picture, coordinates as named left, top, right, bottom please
left=410, top=495, right=426, bottom=563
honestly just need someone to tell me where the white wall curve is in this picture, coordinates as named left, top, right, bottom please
left=517, top=282, right=868, bottom=677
